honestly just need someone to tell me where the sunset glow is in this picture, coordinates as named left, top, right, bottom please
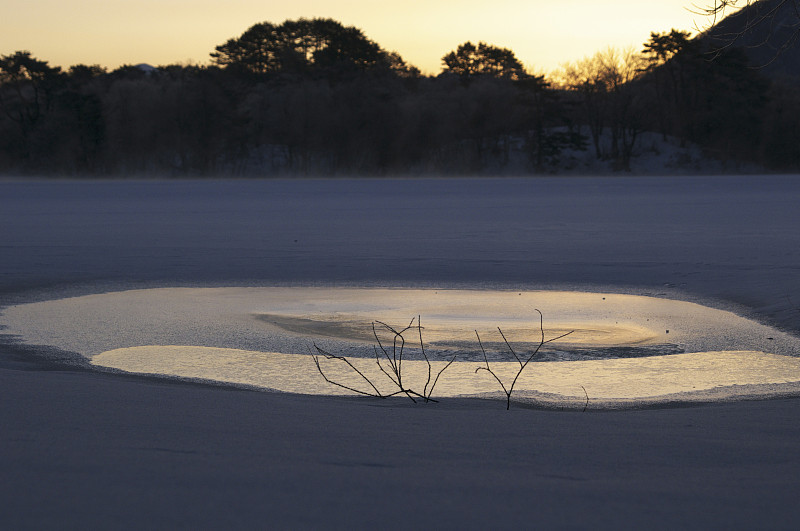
left=2, top=0, right=712, bottom=73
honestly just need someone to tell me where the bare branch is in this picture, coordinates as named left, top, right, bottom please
left=581, top=385, right=589, bottom=412
left=374, top=319, right=416, bottom=402
left=313, top=344, right=385, bottom=398
left=314, top=317, right=455, bottom=404
left=497, top=327, right=522, bottom=367
left=372, top=321, right=393, bottom=369
left=419, top=315, right=432, bottom=399
left=427, top=353, right=457, bottom=401
left=475, top=309, right=574, bottom=410
left=694, top=0, right=800, bottom=66
left=374, top=344, right=401, bottom=388
left=474, top=330, right=510, bottom=399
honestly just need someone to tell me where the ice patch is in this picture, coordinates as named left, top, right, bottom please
left=91, top=346, right=800, bottom=409
left=3, top=287, right=800, bottom=408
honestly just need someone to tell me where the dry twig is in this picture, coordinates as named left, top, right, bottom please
left=475, top=309, right=574, bottom=410
left=313, top=316, right=456, bottom=403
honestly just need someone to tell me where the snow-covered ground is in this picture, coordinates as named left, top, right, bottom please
left=479, top=130, right=762, bottom=176
left=557, top=131, right=765, bottom=176
left=1, top=176, right=799, bottom=529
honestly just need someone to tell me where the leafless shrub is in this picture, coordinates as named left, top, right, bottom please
left=475, top=309, right=574, bottom=410
left=312, top=316, right=456, bottom=403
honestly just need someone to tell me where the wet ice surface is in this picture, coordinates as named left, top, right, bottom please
left=6, top=287, right=798, bottom=357
left=2, top=176, right=800, bottom=335
left=91, top=346, right=800, bottom=408
left=4, top=287, right=799, bottom=407
left=2, top=176, right=800, bottom=407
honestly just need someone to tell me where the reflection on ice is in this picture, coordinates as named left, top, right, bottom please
left=259, top=313, right=670, bottom=362
left=92, top=346, right=800, bottom=409
left=4, top=286, right=800, bottom=408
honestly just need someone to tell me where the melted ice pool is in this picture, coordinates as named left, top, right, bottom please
left=3, top=288, right=800, bottom=408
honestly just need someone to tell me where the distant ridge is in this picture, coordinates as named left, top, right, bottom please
left=134, top=63, right=157, bottom=73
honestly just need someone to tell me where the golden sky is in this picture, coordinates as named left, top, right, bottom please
left=1, top=1, right=716, bottom=74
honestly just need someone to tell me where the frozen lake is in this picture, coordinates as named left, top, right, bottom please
left=2, top=175, right=799, bottom=324
left=1, top=176, right=799, bottom=405
left=2, top=176, right=800, bottom=529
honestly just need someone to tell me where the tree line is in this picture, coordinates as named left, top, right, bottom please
left=0, top=17, right=797, bottom=176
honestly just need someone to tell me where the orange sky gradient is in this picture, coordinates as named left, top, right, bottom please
left=2, top=1, right=721, bottom=75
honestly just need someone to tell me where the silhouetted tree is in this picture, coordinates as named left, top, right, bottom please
left=517, top=74, right=584, bottom=171
left=759, top=79, right=800, bottom=169
left=557, top=54, right=609, bottom=159
left=641, top=30, right=696, bottom=140
left=600, top=48, right=647, bottom=170
left=458, top=77, right=524, bottom=170
left=48, top=66, right=107, bottom=172
left=0, top=51, right=62, bottom=162
left=67, top=64, right=107, bottom=84
left=688, top=47, right=770, bottom=162
left=441, top=42, right=526, bottom=81
left=210, top=18, right=406, bottom=77
left=1, top=19, right=790, bottom=176
left=101, top=75, right=165, bottom=173
left=557, top=47, right=645, bottom=170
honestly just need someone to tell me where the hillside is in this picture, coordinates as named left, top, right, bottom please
left=700, top=0, right=800, bottom=78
